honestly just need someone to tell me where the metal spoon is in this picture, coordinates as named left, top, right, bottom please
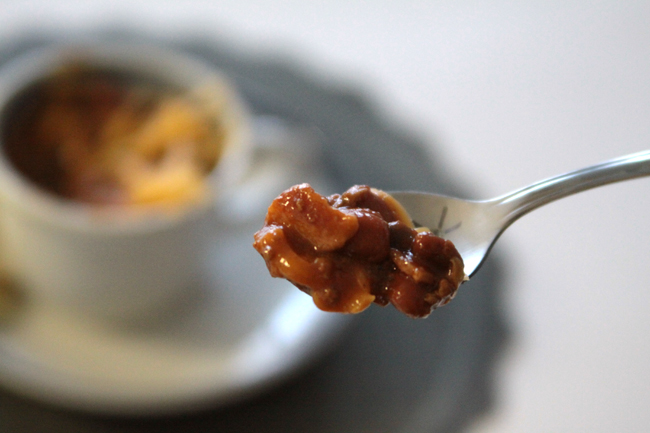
left=391, top=150, right=650, bottom=278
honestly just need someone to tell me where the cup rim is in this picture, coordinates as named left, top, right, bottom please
left=0, top=41, right=252, bottom=234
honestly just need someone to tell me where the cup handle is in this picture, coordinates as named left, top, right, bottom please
left=216, top=115, right=327, bottom=224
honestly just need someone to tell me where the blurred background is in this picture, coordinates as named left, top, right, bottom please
left=1, top=1, right=650, bottom=432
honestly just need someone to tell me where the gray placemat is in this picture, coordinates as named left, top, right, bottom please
left=0, top=30, right=509, bottom=433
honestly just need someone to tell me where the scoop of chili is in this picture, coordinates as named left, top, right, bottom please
left=253, top=184, right=466, bottom=318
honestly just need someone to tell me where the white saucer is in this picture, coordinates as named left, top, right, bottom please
left=0, top=214, right=346, bottom=414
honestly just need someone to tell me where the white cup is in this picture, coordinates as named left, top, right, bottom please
left=0, top=42, right=254, bottom=323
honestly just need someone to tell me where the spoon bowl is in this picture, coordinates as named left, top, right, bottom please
left=391, top=150, right=650, bottom=277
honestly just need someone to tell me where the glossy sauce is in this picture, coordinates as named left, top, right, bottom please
left=254, top=184, right=466, bottom=318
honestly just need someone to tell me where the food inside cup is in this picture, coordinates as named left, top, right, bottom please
left=2, top=64, right=226, bottom=210
left=253, top=184, right=467, bottom=318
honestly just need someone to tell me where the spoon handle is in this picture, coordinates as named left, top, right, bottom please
left=493, top=150, right=650, bottom=223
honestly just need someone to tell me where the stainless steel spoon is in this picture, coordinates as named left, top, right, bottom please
left=391, top=150, right=650, bottom=278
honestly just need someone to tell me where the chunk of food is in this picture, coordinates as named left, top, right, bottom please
left=253, top=184, right=467, bottom=318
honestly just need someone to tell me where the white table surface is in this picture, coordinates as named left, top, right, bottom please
left=2, top=1, right=650, bottom=432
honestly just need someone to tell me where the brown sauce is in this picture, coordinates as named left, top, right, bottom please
left=253, top=184, right=466, bottom=318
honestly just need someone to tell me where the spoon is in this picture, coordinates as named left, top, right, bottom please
left=391, top=150, right=650, bottom=278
